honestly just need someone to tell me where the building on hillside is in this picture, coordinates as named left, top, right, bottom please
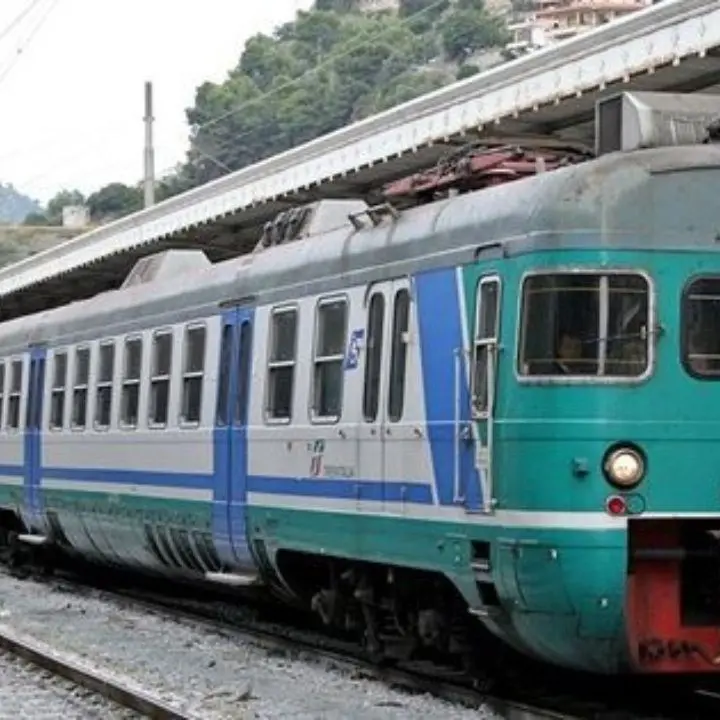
left=355, top=0, right=400, bottom=13
left=504, top=0, right=650, bottom=58
left=62, top=205, right=90, bottom=230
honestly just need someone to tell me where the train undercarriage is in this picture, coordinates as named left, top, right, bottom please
left=273, top=549, right=533, bottom=688
left=628, top=518, right=720, bottom=673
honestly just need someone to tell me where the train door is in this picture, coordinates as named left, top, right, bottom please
left=24, top=348, right=46, bottom=527
left=468, top=275, right=501, bottom=513
left=214, top=308, right=255, bottom=571
left=358, top=279, right=415, bottom=511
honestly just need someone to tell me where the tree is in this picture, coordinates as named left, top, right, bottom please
left=86, top=183, right=142, bottom=221
left=439, top=8, right=508, bottom=62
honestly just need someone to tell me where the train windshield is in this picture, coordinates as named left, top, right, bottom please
left=518, top=272, right=649, bottom=379
left=683, top=277, right=720, bottom=377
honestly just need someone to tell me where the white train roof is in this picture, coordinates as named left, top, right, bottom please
left=1, top=0, right=719, bottom=320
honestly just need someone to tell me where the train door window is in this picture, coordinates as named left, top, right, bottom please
left=472, top=278, right=500, bottom=414
left=216, top=325, right=232, bottom=427
left=50, top=351, right=67, bottom=430
left=684, top=277, right=720, bottom=377
left=235, top=321, right=252, bottom=426
left=518, top=272, right=649, bottom=379
left=7, top=360, right=22, bottom=430
left=311, top=297, right=347, bottom=422
left=266, top=307, right=297, bottom=421
left=363, top=293, right=384, bottom=422
left=95, top=342, right=114, bottom=429
left=149, top=332, right=172, bottom=426
left=181, top=325, right=205, bottom=424
left=0, top=361, right=5, bottom=429
left=121, top=337, right=142, bottom=427
left=388, top=289, right=410, bottom=422
left=72, top=347, right=90, bottom=429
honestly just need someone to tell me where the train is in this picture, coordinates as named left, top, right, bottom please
left=1, top=89, right=720, bottom=678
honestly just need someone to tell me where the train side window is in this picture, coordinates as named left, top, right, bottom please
left=684, top=277, right=720, bottom=378
left=472, top=278, right=500, bottom=414
left=95, top=342, right=115, bottom=429
left=149, top=332, right=172, bottom=426
left=181, top=325, right=205, bottom=424
left=72, top=347, right=90, bottom=429
left=0, top=361, right=5, bottom=430
left=518, top=273, right=649, bottom=379
left=363, top=293, right=384, bottom=422
left=266, top=307, right=297, bottom=421
left=311, top=297, right=347, bottom=422
left=388, top=289, right=410, bottom=422
left=121, top=337, right=142, bottom=427
left=50, top=351, right=68, bottom=430
left=7, top=360, right=22, bottom=430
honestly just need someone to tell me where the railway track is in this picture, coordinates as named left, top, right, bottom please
left=2, top=561, right=716, bottom=719
left=0, top=620, right=195, bottom=719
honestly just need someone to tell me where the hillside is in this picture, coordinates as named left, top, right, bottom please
left=28, top=0, right=512, bottom=225
left=0, top=183, right=40, bottom=223
left=0, top=225, right=84, bottom=269
left=174, top=0, right=511, bottom=191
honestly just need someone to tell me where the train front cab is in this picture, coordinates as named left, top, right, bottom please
left=626, top=272, right=720, bottom=674
left=477, top=258, right=720, bottom=675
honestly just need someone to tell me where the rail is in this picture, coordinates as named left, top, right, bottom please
left=0, top=622, right=196, bottom=719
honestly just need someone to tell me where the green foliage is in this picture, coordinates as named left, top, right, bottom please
left=86, top=183, right=143, bottom=222
left=22, top=211, right=51, bottom=226
left=457, top=62, right=480, bottom=80
left=439, top=7, right=508, bottom=61
left=44, top=1, right=510, bottom=222
left=180, top=2, right=509, bottom=188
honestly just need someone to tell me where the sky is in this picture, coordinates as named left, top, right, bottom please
left=0, top=0, right=313, bottom=204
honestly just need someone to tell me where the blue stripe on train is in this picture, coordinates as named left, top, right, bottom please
left=8, top=464, right=434, bottom=504
left=414, top=268, right=481, bottom=508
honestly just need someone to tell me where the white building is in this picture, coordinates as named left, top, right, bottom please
left=505, top=0, right=650, bottom=57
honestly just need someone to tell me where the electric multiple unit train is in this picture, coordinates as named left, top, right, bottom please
left=0, top=90, right=720, bottom=676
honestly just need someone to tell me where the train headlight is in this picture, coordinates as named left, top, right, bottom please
left=603, top=446, right=645, bottom=489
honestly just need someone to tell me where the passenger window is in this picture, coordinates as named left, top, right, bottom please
left=72, top=347, right=90, bottom=429
left=472, top=279, right=500, bottom=414
left=684, top=277, right=720, bottom=377
left=7, top=360, right=21, bottom=430
left=312, top=298, right=347, bottom=421
left=150, top=332, right=172, bottom=425
left=181, top=326, right=205, bottom=424
left=50, top=351, right=67, bottom=430
left=266, top=307, right=297, bottom=421
left=388, top=289, right=410, bottom=422
left=518, top=273, right=649, bottom=378
left=363, top=293, right=384, bottom=422
left=121, top=338, right=142, bottom=427
left=95, top=342, right=114, bottom=428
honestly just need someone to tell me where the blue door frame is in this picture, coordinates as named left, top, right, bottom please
left=24, top=348, right=46, bottom=528
left=213, top=308, right=255, bottom=570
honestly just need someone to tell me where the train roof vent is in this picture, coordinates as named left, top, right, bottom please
left=595, top=91, right=720, bottom=156
left=257, top=199, right=369, bottom=250
left=121, top=249, right=211, bottom=290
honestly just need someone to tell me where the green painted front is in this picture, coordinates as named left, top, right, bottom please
left=461, top=247, right=720, bottom=515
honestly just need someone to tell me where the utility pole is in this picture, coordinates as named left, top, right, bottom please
left=143, top=80, right=155, bottom=208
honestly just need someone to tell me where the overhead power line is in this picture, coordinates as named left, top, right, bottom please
left=0, top=0, right=44, bottom=45
left=0, top=0, right=60, bottom=89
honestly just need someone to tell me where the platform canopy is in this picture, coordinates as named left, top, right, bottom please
left=1, top=0, right=719, bottom=320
